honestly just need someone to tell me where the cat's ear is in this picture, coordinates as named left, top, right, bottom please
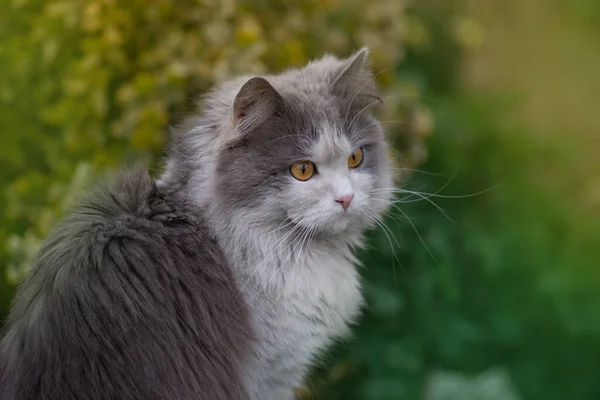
left=333, top=47, right=381, bottom=113
left=232, top=77, right=284, bottom=131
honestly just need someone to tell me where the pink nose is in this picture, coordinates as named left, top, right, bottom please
left=335, top=194, right=354, bottom=211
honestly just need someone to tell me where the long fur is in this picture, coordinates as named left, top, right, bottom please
left=0, top=168, right=252, bottom=400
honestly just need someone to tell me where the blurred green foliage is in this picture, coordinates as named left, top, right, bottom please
left=0, top=0, right=418, bottom=288
left=2, top=1, right=600, bottom=399
left=565, top=0, right=600, bottom=28
left=309, top=94, right=600, bottom=399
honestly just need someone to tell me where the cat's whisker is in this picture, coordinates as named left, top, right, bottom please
left=261, top=134, right=311, bottom=148
left=365, top=210, right=403, bottom=254
left=373, top=182, right=503, bottom=200
left=402, top=182, right=505, bottom=199
left=347, top=93, right=418, bottom=132
left=391, top=204, right=441, bottom=267
left=385, top=210, right=410, bottom=222
left=294, top=217, right=322, bottom=270
left=372, top=166, right=458, bottom=200
left=372, top=186, right=449, bottom=216
left=256, top=221, right=305, bottom=268
left=239, top=220, right=300, bottom=278
left=238, top=214, right=321, bottom=309
left=293, top=219, right=319, bottom=263
left=292, top=224, right=311, bottom=264
left=304, top=229, right=318, bottom=266
left=261, top=221, right=315, bottom=292
left=239, top=218, right=298, bottom=266
left=343, top=63, right=399, bottom=125
left=389, top=167, right=447, bottom=177
left=290, top=227, right=308, bottom=281
left=233, top=218, right=308, bottom=305
left=370, top=190, right=447, bottom=269
left=287, top=223, right=311, bottom=281
left=372, top=170, right=507, bottom=205
left=371, top=187, right=422, bottom=203
left=384, top=207, right=404, bottom=231
left=362, top=210, right=399, bottom=248
left=393, top=191, right=455, bottom=223
left=294, top=221, right=318, bottom=279
left=343, top=59, right=435, bottom=130
left=363, top=139, right=412, bottom=164
left=349, top=119, right=413, bottom=140
left=361, top=210, right=404, bottom=283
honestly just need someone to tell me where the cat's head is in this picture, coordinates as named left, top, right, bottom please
left=165, top=49, right=394, bottom=238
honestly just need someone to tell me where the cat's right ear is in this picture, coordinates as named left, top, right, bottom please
left=232, top=77, right=284, bottom=132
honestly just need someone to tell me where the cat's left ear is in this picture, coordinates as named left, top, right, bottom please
left=232, top=77, right=284, bottom=132
left=333, top=47, right=381, bottom=112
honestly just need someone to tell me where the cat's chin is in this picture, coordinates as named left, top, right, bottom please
left=314, top=215, right=373, bottom=237
left=321, top=218, right=351, bottom=235
left=293, top=207, right=382, bottom=237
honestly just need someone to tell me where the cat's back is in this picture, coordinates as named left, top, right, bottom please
left=0, top=167, right=251, bottom=400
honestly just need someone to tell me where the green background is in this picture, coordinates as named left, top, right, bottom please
left=1, top=0, right=599, bottom=399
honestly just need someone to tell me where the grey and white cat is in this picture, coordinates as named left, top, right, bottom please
left=0, top=48, right=394, bottom=400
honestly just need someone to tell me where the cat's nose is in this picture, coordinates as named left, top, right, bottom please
left=335, top=194, right=354, bottom=211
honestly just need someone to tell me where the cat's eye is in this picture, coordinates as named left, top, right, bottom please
left=348, top=147, right=364, bottom=169
left=290, top=161, right=316, bottom=181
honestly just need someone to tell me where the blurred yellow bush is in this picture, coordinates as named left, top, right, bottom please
left=0, top=0, right=427, bottom=281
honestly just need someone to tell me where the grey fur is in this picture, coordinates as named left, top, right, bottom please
left=0, top=168, right=252, bottom=400
left=1, top=48, right=394, bottom=400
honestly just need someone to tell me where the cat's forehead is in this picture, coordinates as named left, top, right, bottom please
left=269, top=89, right=374, bottom=164
left=269, top=95, right=356, bottom=164
left=276, top=79, right=341, bottom=118
left=309, top=121, right=353, bottom=163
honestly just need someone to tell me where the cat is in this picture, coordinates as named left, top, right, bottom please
left=0, top=48, right=394, bottom=400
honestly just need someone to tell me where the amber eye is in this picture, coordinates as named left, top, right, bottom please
left=348, top=147, right=364, bottom=168
left=290, top=161, right=316, bottom=181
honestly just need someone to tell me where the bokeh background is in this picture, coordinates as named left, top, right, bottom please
left=1, top=0, right=600, bottom=399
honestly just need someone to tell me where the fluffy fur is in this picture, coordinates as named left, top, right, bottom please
left=0, top=48, right=394, bottom=400
left=0, top=169, right=252, bottom=400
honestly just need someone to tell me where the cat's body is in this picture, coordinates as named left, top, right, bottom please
left=0, top=49, right=393, bottom=399
left=0, top=170, right=252, bottom=400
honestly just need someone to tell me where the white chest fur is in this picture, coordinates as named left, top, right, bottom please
left=238, top=243, right=364, bottom=400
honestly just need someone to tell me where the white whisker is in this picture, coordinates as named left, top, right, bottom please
left=343, top=64, right=400, bottom=125
left=392, top=204, right=440, bottom=267
left=233, top=217, right=308, bottom=305
left=362, top=209, right=404, bottom=282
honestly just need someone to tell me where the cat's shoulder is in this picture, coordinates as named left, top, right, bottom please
left=36, top=166, right=225, bottom=290
left=78, top=166, right=198, bottom=232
